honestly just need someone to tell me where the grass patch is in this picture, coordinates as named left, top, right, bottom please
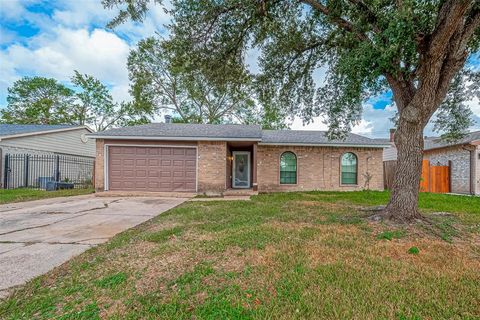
left=143, top=226, right=185, bottom=243
left=95, top=272, right=127, bottom=289
left=0, top=188, right=94, bottom=204
left=376, top=230, right=407, bottom=241
left=0, top=191, right=479, bottom=319
left=407, top=246, right=420, bottom=255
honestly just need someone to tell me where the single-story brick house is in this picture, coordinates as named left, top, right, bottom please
left=383, top=129, right=480, bottom=195
left=87, top=123, right=389, bottom=194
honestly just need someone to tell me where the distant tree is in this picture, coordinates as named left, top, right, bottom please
left=128, top=37, right=264, bottom=124
left=105, top=0, right=480, bottom=222
left=71, top=71, right=149, bottom=131
left=1, top=77, right=75, bottom=125
left=1, top=73, right=150, bottom=131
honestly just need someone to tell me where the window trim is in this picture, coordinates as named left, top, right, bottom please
left=340, top=152, right=358, bottom=186
left=279, top=151, right=298, bottom=185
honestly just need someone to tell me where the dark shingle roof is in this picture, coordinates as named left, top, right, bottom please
left=261, top=130, right=389, bottom=147
left=89, top=123, right=387, bottom=147
left=0, top=124, right=82, bottom=137
left=424, top=131, right=480, bottom=150
left=89, top=123, right=263, bottom=140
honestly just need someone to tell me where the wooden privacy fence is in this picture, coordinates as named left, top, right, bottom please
left=384, top=159, right=450, bottom=193
left=420, top=160, right=450, bottom=193
left=383, top=160, right=396, bottom=190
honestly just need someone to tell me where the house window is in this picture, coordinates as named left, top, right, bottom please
left=341, top=152, right=358, bottom=185
left=280, top=152, right=297, bottom=184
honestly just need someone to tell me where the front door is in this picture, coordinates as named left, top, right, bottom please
left=232, top=151, right=250, bottom=188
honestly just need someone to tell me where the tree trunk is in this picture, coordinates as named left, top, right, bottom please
left=382, top=115, right=425, bottom=222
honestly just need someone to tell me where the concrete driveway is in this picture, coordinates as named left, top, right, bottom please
left=0, top=195, right=188, bottom=298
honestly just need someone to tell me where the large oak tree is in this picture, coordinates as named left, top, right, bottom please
left=104, top=0, right=480, bottom=222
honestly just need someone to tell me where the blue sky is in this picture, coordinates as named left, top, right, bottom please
left=1, top=0, right=479, bottom=137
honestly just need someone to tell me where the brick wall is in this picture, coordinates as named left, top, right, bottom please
left=424, top=145, right=471, bottom=194
left=94, top=139, right=105, bottom=191
left=257, top=145, right=383, bottom=192
left=94, top=138, right=383, bottom=194
left=197, top=141, right=227, bottom=193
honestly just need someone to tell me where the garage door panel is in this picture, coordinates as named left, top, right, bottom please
left=185, top=182, right=196, bottom=189
left=185, top=171, right=196, bottom=178
left=108, top=146, right=197, bottom=192
left=148, top=159, right=159, bottom=166
left=185, top=160, right=196, bottom=167
left=136, top=148, right=147, bottom=155
left=185, top=149, right=196, bottom=156
left=123, top=170, right=134, bottom=177
left=161, top=149, right=172, bottom=155
left=136, top=159, right=147, bottom=166
left=161, top=160, right=171, bottom=166
left=148, top=170, right=159, bottom=177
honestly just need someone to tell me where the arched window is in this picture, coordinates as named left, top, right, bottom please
left=280, top=152, right=297, bottom=184
left=341, top=152, right=358, bottom=185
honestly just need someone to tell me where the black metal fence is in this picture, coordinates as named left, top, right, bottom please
left=3, top=154, right=94, bottom=189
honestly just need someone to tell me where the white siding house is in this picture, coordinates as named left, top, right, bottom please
left=0, top=125, right=95, bottom=188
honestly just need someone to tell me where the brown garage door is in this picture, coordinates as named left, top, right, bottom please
left=108, top=146, right=197, bottom=192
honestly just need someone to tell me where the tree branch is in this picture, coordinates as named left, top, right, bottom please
left=346, top=0, right=382, bottom=34
left=459, top=7, right=480, bottom=52
left=300, top=0, right=369, bottom=42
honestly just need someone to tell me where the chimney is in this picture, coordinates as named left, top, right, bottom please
left=389, top=128, right=396, bottom=143
left=164, top=115, right=172, bottom=123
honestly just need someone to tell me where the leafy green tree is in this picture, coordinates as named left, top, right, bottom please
left=1, top=73, right=150, bottom=131
left=71, top=71, right=148, bottom=131
left=128, top=37, right=262, bottom=124
left=105, top=0, right=480, bottom=222
left=1, top=77, right=75, bottom=125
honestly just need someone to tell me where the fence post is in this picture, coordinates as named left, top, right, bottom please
left=3, top=154, right=9, bottom=189
left=55, top=155, right=60, bottom=182
left=24, top=154, right=30, bottom=188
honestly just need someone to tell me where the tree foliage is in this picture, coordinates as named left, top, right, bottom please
left=128, top=37, right=281, bottom=126
left=72, top=71, right=149, bottom=131
left=1, top=74, right=150, bottom=131
left=105, top=0, right=480, bottom=138
left=1, top=77, right=75, bottom=125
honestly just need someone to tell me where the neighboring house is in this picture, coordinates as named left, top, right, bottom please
left=0, top=124, right=96, bottom=188
left=382, top=129, right=398, bottom=161
left=88, top=123, right=389, bottom=194
left=382, top=129, right=480, bottom=195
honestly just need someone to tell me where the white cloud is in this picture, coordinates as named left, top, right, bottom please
left=290, top=104, right=397, bottom=138
left=1, top=27, right=131, bottom=102
left=110, top=84, right=132, bottom=102
left=0, top=0, right=28, bottom=21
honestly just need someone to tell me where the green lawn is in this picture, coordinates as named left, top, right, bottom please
left=0, top=188, right=94, bottom=204
left=1, top=191, right=479, bottom=319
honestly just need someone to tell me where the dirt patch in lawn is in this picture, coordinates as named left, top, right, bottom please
left=372, top=239, right=480, bottom=274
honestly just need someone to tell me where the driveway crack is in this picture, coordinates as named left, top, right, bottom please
left=0, top=200, right=120, bottom=236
